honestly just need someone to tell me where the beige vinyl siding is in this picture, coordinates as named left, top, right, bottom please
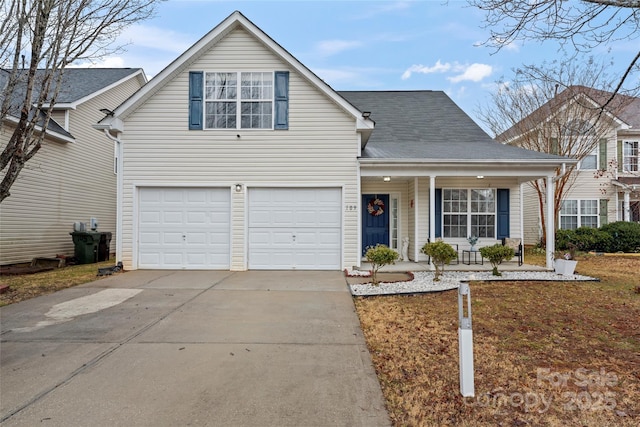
left=522, top=182, right=543, bottom=245
left=49, top=110, right=67, bottom=130
left=119, top=27, right=360, bottom=270
left=0, top=76, right=143, bottom=265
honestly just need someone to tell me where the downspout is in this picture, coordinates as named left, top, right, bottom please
left=102, top=129, right=123, bottom=266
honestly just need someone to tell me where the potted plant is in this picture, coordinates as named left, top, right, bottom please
left=421, top=241, right=458, bottom=281
left=467, top=235, right=479, bottom=251
left=554, top=243, right=578, bottom=276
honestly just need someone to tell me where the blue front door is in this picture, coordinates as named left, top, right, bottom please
left=362, top=194, right=389, bottom=255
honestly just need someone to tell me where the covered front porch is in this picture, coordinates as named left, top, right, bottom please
left=358, top=160, right=564, bottom=270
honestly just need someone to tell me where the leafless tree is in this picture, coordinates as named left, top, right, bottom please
left=0, top=0, right=161, bottom=202
left=481, top=58, right=636, bottom=246
left=469, top=0, right=640, bottom=99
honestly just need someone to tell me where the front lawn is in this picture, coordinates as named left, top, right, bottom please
left=354, top=254, right=640, bottom=426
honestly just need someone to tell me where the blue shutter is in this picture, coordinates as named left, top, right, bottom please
left=189, top=71, right=203, bottom=130
left=497, top=189, right=510, bottom=239
left=274, top=71, right=289, bottom=130
left=435, top=189, right=442, bottom=238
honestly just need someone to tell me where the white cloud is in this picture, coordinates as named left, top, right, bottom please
left=402, top=60, right=451, bottom=79
left=447, top=63, right=493, bottom=83
left=119, top=24, right=195, bottom=54
left=315, top=39, right=363, bottom=57
left=68, top=57, right=126, bottom=68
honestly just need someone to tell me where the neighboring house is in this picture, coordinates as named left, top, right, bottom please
left=95, top=11, right=570, bottom=271
left=0, top=68, right=146, bottom=265
left=497, top=86, right=640, bottom=245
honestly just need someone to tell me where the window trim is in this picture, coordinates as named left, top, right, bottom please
left=442, top=188, right=497, bottom=239
left=560, top=199, right=599, bottom=229
left=622, top=140, right=639, bottom=173
left=203, top=71, right=275, bottom=130
left=578, top=147, right=598, bottom=171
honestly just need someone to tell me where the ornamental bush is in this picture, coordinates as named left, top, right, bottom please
left=599, top=221, right=640, bottom=253
left=365, top=244, right=399, bottom=286
left=421, top=241, right=458, bottom=281
left=479, top=244, right=514, bottom=276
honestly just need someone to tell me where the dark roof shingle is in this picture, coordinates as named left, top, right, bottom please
left=339, top=90, right=566, bottom=161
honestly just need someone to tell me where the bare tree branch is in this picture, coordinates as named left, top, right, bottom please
left=0, top=0, right=162, bottom=202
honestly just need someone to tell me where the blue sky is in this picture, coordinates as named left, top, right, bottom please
left=89, top=0, right=636, bottom=132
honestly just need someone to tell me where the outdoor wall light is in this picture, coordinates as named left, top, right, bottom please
left=383, top=176, right=391, bottom=182
left=235, top=184, right=243, bottom=192
left=476, top=176, right=484, bottom=179
left=362, top=111, right=372, bottom=119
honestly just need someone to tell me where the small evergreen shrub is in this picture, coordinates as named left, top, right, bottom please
left=365, top=244, right=399, bottom=286
left=599, top=221, right=640, bottom=253
left=421, top=241, right=458, bottom=281
left=573, top=227, right=612, bottom=252
left=479, top=244, right=514, bottom=276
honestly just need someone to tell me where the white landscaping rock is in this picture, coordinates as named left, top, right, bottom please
left=349, top=271, right=598, bottom=296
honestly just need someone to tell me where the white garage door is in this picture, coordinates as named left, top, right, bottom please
left=248, top=188, right=341, bottom=270
left=138, top=188, right=230, bottom=269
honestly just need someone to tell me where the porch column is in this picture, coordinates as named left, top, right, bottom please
left=624, top=191, right=631, bottom=222
left=519, top=183, right=525, bottom=264
left=429, top=176, right=436, bottom=269
left=546, top=175, right=555, bottom=270
left=413, top=177, right=420, bottom=261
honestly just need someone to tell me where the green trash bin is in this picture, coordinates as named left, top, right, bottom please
left=70, top=231, right=101, bottom=264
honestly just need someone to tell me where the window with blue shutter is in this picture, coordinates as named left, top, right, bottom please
left=188, top=71, right=203, bottom=130
left=434, top=188, right=442, bottom=238
left=496, top=189, right=510, bottom=239
left=274, top=71, right=289, bottom=130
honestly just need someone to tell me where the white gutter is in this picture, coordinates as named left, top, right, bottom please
left=100, top=128, right=124, bottom=265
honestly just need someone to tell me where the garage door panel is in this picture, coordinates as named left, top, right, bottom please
left=248, top=188, right=341, bottom=270
left=138, top=188, right=230, bottom=269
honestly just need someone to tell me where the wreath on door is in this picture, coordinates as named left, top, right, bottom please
left=367, top=198, right=385, bottom=216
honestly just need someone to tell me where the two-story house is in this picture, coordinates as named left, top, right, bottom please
left=95, top=11, right=571, bottom=271
left=0, top=68, right=146, bottom=265
left=497, top=85, right=640, bottom=245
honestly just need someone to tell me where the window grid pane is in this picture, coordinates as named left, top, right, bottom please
left=442, top=189, right=495, bottom=238
left=623, top=141, right=639, bottom=172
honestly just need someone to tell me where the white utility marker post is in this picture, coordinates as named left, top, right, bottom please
left=458, top=281, right=475, bottom=397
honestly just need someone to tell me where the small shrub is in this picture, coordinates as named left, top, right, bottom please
left=555, top=229, right=576, bottom=251
left=479, top=244, right=514, bottom=276
left=421, top=241, right=458, bottom=281
left=599, top=221, right=640, bottom=253
left=365, top=244, right=399, bottom=286
left=573, top=227, right=612, bottom=252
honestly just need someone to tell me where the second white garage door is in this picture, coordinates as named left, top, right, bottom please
left=248, top=188, right=342, bottom=270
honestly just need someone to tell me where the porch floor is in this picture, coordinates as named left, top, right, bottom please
left=358, top=260, right=548, bottom=273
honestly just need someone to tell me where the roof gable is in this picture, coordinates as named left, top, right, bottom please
left=107, top=11, right=373, bottom=135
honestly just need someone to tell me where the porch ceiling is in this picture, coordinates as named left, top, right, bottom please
left=359, top=161, right=564, bottom=183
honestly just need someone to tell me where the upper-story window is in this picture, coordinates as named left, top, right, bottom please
left=204, top=72, right=273, bottom=129
left=622, top=140, right=639, bottom=172
left=579, top=147, right=598, bottom=170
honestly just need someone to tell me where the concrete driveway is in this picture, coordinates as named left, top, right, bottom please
left=0, top=270, right=390, bottom=426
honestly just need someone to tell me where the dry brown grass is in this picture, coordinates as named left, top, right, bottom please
left=0, top=260, right=119, bottom=306
left=355, top=254, right=640, bottom=426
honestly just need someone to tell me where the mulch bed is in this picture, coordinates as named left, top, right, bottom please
left=345, top=271, right=413, bottom=285
left=0, top=265, right=56, bottom=276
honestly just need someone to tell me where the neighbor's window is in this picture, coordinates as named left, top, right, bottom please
left=560, top=199, right=598, bottom=229
left=623, top=140, right=639, bottom=172
left=204, top=72, right=273, bottom=129
left=580, top=148, right=598, bottom=170
left=443, top=189, right=495, bottom=238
